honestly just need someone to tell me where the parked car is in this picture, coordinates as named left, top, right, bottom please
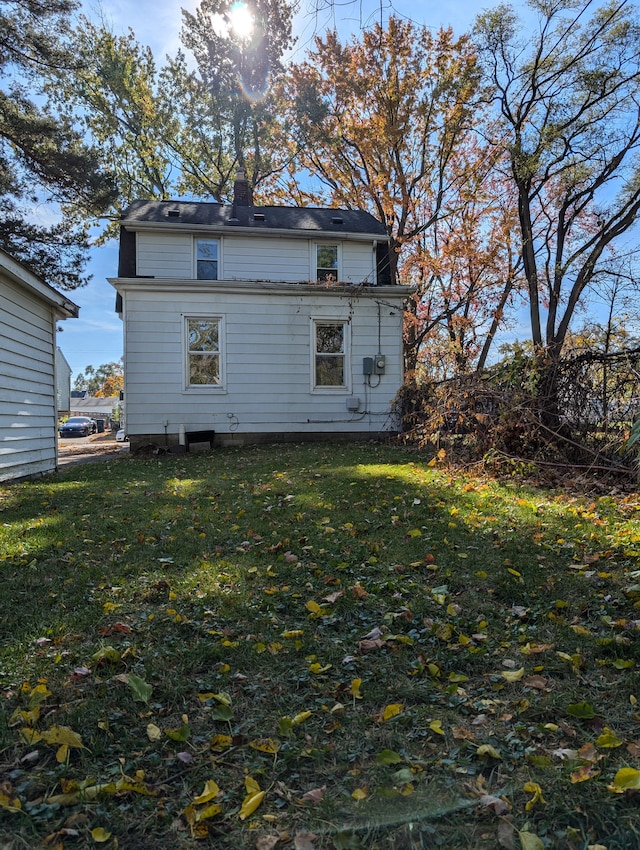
left=59, top=416, right=97, bottom=438
left=116, top=429, right=128, bottom=442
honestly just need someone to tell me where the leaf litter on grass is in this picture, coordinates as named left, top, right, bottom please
left=1, top=443, right=640, bottom=848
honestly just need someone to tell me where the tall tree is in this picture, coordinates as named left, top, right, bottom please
left=282, top=17, right=480, bottom=367
left=52, top=0, right=295, bottom=234
left=400, top=138, right=523, bottom=377
left=0, top=0, right=115, bottom=288
left=474, top=0, right=640, bottom=414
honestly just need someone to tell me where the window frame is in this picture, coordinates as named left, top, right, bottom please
left=311, top=318, right=351, bottom=392
left=183, top=314, right=226, bottom=391
left=313, top=242, right=341, bottom=283
left=195, top=237, right=221, bottom=280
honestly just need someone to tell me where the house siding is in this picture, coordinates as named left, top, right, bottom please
left=135, top=232, right=377, bottom=284
left=120, top=283, right=405, bottom=444
left=0, top=277, right=58, bottom=481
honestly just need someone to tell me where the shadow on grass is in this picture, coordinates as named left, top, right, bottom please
left=1, top=443, right=640, bottom=848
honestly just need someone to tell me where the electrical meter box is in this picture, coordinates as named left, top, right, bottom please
left=363, top=355, right=386, bottom=375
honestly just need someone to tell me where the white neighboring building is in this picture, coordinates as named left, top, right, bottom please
left=56, top=347, right=72, bottom=415
left=110, top=173, right=412, bottom=449
left=0, top=250, right=79, bottom=481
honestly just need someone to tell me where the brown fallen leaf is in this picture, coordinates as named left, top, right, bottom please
left=478, top=794, right=511, bottom=815
left=523, top=675, right=549, bottom=691
left=300, top=785, right=326, bottom=805
left=358, top=639, right=385, bottom=653
left=256, top=836, right=280, bottom=850
left=293, top=833, right=318, bottom=850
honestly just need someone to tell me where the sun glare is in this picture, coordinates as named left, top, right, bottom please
left=229, top=2, right=254, bottom=40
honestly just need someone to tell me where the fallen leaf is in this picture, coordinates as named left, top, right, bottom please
left=128, top=672, right=152, bottom=704
left=194, top=780, right=220, bottom=805
left=293, top=834, right=318, bottom=850
left=570, top=764, right=600, bottom=783
left=519, top=830, right=545, bottom=850
left=380, top=703, right=403, bottom=722
left=608, top=766, right=640, bottom=792
left=501, top=667, right=525, bottom=682
left=239, top=777, right=265, bottom=820
left=249, top=738, right=281, bottom=754
left=523, top=781, right=545, bottom=811
left=146, top=723, right=162, bottom=742
left=256, top=836, right=280, bottom=850
left=91, top=827, right=112, bottom=843
left=300, top=785, right=326, bottom=804
left=478, top=794, right=511, bottom=815
left=595, top=727, right=623, bottom=748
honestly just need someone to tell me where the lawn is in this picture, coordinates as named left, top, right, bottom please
left=1, top=442, right=640, bottom=849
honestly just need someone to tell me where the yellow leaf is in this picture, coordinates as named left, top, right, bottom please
left=55, top=744, right=69, bottom=763
left=306, top=600, right=322, bottom=616
left=429, top=719, right=445, bottom=736
left=146, top=723, right=162, bottom=742
left=40, top=725, right=84, bottom=749
left=292, top=711, right=312, bottom=725
left=476, top=744, right=501, bottom=759
left=91, top=827, right=112, bottom=843
left=523, top=781, right=545, bottom=811
left=407, top=529, right=422, bottom=537
left=245, top=776, right=261, bottom=795
left=352, top=787, right=368, bottom=801
left=0, top=790, right=22, bottom=812
left=519, top=831, right=545, bottom=850
left=608, top=767, right=640, bottom=792
left=239, top=790, right=265, bottom=820
left=351, top=678, right=363, bottom=699
left=193, top=780, right=220, bottom=805
left=501, top=667, right=525, bottom=682
left=283, top=630, right=304, bottom=638
left=595, top=727, right=623, bottom=749
left=309, top=662, right=332, bottom=674
left=381, top=703, right=403, bottom=722
left=210, top=734, right=233, bottom=751
left=570, top=764, right=600, bottom=783
left=249, top=738, right=281, bottom=754
left=195, top=803, right=222, bottom=821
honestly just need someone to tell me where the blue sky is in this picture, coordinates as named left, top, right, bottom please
left=59, top=0, right=498, bottom=381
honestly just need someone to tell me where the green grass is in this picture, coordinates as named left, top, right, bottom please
left=1, top=442, right=640, bottom=849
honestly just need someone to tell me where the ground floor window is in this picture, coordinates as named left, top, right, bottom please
left=186, top=317, right=222, bottom=386
left=313, top=320, right=348, bottom=388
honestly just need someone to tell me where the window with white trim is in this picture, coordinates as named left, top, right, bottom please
left=313, top=320, right=348, bottom=388
left=196, top=238, right=219, bottom=280
left=186, top=317, right=222, bottom=386
left=316, top=244, right=339, bottom=282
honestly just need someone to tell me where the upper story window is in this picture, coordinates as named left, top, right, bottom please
left=196, top=239, right=219, bottom=280
left=316, top=244, right=339, bottom=282
left=313, top=320, right=348, bottom=389
left=186, top=317, right=222, bottom=386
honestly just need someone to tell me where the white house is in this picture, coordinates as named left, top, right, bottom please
left=0, top=250, right=79, bottom=481
left=56, top=347, right=72, bottom=415
left=110, top=173, right=411, bottom=450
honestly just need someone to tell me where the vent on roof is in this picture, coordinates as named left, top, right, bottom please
left=332, top=216, right=344, bottom=225
left=253, top=212, right=265, bottom=222
left=167, top=209, right=180, bottom=218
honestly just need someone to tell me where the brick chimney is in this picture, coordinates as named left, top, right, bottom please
left=233, top=168, right=250, bottom=206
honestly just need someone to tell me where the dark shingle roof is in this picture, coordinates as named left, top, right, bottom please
left=121, top=200, right=388, bottom=238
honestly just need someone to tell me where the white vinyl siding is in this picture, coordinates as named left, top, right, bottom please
left=0, top=277, right=58, bottom=481
left=119, top=283, right=405, bottom=439
left=136, top=233, right=193, bottom=278
left=134, top=232, right=376, bottom=284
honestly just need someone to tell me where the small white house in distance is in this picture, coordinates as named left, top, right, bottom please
left=110, top=172, right=411, bottom=450
left=0, top=250, right=79, bottom=481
